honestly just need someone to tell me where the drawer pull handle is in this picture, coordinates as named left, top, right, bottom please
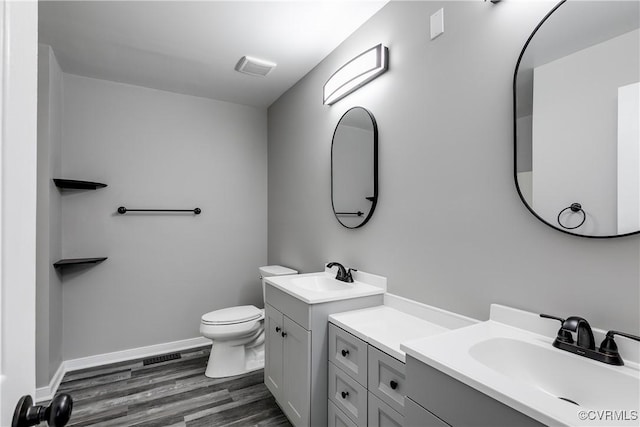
left=275, top=327, right=281, bottom=333
left=390, top=380, right=398, bottom=390
left=341, top=391, right=349, bottom=399
left=341, top=349, right=349, bottom=357
left=281, top=331, right=287, bottom=338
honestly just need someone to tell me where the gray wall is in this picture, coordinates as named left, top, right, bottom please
left=36, top=45, right=64, bottom=387
left=61, top=75, right=267, bottom=359
left=267, top=1, right=640, bottom=333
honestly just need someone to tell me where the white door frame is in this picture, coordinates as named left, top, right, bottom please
left=0, top=0, right=38, bottom=425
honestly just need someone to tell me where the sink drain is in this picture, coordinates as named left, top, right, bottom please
left=558, top=397, right=580, bottom=406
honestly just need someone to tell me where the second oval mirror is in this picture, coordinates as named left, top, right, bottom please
left=331, top=107, right=378, bottom=229
left=514, top=0, right=639, bottom=238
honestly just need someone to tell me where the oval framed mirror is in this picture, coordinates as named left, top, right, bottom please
left=331, top=106, right=378, bottom=229
left=514, top=0, right=640, bottom=238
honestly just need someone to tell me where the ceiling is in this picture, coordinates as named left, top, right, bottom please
left=38, top=1, right=389, bottom=108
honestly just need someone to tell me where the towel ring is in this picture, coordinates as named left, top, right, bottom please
left=557, top=203, right=586, bottom=230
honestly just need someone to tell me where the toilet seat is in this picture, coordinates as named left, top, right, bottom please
left=201, top=305, right=263, bottom=326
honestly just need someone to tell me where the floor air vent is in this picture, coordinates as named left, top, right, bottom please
left=143, top=352, right=181, bottom=366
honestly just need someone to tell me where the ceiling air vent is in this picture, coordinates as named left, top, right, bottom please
left=235, top=56, right=276, bottom=77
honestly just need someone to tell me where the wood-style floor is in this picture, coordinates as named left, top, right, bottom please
left=42, top=346, right=291, bottom=427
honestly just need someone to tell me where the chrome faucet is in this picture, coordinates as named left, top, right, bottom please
left=326, top=262, right=355, bottom=283
left=540, top=313, right=640, bottom=365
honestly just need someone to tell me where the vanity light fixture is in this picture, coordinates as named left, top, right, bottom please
left=323, top=44, right=389, bottom=105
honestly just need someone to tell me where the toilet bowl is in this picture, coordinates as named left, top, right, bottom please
left=200, top=265, right=297, bottom=378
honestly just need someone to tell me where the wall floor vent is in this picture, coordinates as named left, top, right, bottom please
left=143, top=352, right=181, bottom=366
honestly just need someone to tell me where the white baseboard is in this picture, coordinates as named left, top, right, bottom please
left=35, top=361, right=65, bottom=403
left=64, top=336, right=211, bottom=372
left=35, top=336, right=211, bottom=403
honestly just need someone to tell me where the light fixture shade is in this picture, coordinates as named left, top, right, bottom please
left=323, top=44, right=389, bottom=105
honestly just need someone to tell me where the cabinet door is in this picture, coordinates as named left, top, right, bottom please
left=282, top=316, right=311, bottom=426
left=265, top=304, right=284, bottom=402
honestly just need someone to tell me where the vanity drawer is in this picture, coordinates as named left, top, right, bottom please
left=368, top=392, right=404, bottom=427
left=405, top=397, right=451, bottom=427
left=328, top=400, right=358, bottom=427
left=368, top=346, right=406, bottom=414
left=329, top=323, right=368, bottom=386
left=406, top=356, right=544, bottom=426
left=328, top=362, right=368, bottom=426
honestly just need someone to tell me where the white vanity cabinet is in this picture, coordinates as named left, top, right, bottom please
left=264, top=282, right=383, bottom=427
left=328, top=323, right=406, bottom=427
left=265, top=304, right=311, bottom=426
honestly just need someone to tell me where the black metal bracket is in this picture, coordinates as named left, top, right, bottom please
left=117, top=207, right=201, bottom=215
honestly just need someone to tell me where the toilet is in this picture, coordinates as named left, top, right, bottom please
left=200, top=265, right=297, bottom=378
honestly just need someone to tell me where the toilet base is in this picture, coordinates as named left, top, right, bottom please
left=205, top=341, right=265, bottom=378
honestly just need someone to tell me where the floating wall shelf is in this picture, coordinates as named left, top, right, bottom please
left=52, top=179, right=108, bottom=271
left=53, top=257, right=108, bottom=269
left=53, top=179, right=107, bottom=190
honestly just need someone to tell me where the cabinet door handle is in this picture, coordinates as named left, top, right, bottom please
left=281, top=331, right=287, bottom=338
left=390, top=380, right=398, bottom=390
left=275, top=327, right=281, bottom=333
left=341, top=349, right=349, bottom=357
left=341, top=391, right=349, bottom=399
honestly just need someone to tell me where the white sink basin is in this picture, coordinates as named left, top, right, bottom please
left=401, top=310, right=640, bottom=426
left=265, top=271, right=385, bottom=304
left=290, top=275, right=349, bottom=292
left=469, top=337, right=639, bottom=410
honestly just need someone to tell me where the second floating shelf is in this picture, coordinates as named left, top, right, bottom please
left=53, top=179, right=107, bottom=190
left=53, top=257, right=108, bottom=269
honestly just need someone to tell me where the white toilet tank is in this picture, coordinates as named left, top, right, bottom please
left=259, top=265, right=297, bottom=304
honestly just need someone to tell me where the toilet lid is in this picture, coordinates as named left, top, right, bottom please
left=201, top=305, right=262, bottom=325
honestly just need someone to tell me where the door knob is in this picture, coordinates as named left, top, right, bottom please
left=341, top=391, right=349, bottom=399
left=341, top=349, right=349, bottom=357
left=275, top=326, right=281, bottom=333
left=390, top=380, right=398, bottom=390
left=281, top=331, right=287, bottom=337
left=12, top=394, right=73, bottom=427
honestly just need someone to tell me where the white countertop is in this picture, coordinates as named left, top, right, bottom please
left=265, top=271, right=385, bottom=304
left=329, top=294, right=478, bottom=362
left=330, top=306, right=449, bottom=362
